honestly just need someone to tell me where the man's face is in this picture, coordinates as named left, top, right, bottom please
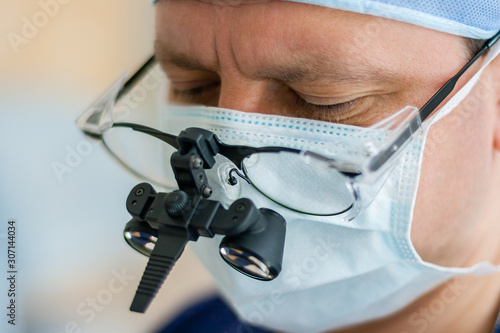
left=155, top=0, right=500, bottom=267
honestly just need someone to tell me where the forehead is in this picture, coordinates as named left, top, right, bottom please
left=155, top=0, right=464, bottom=81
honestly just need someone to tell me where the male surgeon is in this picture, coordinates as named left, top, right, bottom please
left=108, top=0, right=500, bottom=332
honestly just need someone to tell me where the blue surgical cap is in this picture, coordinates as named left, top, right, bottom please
left=153, top=0, right=500, bottom=39
left=287, top=0, right=500, bottom=39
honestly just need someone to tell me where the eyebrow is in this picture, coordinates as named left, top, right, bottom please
left=155, top=40, right=210, bottom=71
left=253, top=64, right=391, bottom=84
left=154, top=39, right=394, bottom=85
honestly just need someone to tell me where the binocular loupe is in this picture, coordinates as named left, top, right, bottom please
left=123, top=128, right=287, bottom=313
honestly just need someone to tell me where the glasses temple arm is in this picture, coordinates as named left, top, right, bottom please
left=116, top=56, right=156, bottom=101
left=113, top=122, right=180, bottom=150
left=369, top=30, right=500, bottom=173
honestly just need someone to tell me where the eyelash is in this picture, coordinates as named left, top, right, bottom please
left=294, top=94, right=358, bottom=115
left=172, top=82, right=220, bottom=100
left=172, top=84, right=358, bottom=116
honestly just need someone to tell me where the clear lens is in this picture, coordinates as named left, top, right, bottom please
left=100, top=62, right=179, bottom=188
left=242, top=151, right=354, bottom=215
left=103, top=126, right=177, bottom=188
left=112, top=62, right=168, bottom=128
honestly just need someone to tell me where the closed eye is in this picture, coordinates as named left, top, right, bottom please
left=171, top=82, right=220, bottom=101
left=294, top=94, right=360, bottom=121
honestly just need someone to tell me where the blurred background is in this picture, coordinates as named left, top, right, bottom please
left=0, top=1, right=215, bottom=332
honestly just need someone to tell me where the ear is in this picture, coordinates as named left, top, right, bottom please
left=492, top=56, right=500, bottom=151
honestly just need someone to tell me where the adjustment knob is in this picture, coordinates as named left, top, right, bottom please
left=164, top=191, right=191, bottom=217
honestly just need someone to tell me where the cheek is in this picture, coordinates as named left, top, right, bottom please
left=410, top=86, right=495, bottom=267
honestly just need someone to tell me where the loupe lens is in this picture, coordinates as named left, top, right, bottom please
left=124, top=231, right=158, bottom=256
left=219, top=207, right=285, bottom=281
left=220, top=246, right=277, bottom=281
left=124, top=219, right=159, bottom=256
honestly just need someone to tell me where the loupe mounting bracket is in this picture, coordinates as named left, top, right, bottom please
left=125, top=128, right=286, bottom=313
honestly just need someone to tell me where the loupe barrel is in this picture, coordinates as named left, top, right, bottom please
left=220, top=208, right=286, bottom=281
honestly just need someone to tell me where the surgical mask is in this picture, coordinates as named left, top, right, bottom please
left=157, top=104, right=480, bottom=333
left=77, top=33, right=500, bottom=333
